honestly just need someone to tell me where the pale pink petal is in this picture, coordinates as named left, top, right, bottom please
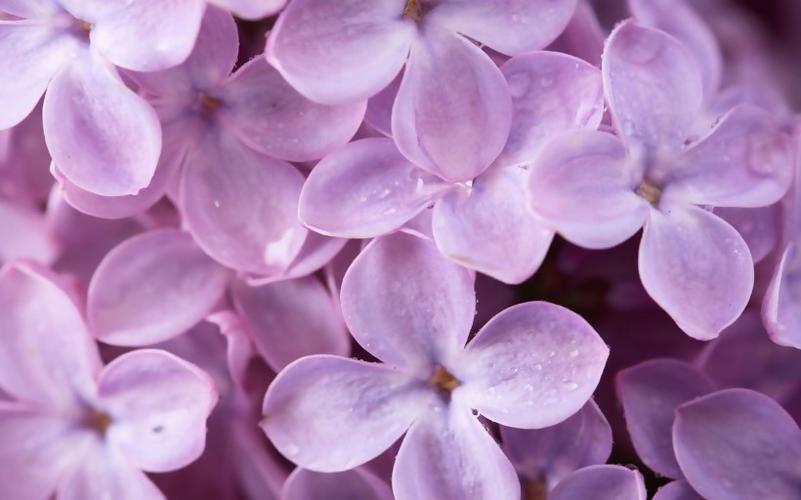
left=392, top=405, right=520, bottom=500
left=43, top=49, right=161, bottom=196
left=0, top=404, right=94, bottom=500
left=274, top=234, right=346, bottom=282
left=90, top=0, right=205, bottom=72
left=0, top=0, right=59, bottom=17
left=0, top=262, right=101, bottom=406
left=459, top=302, right=608, bottom=429
left=629, top=0, right=722, bottom=96
left=340, top=232, right=475, bottom=369
left=665, top=106, right=793, bottom=208
left=87, top=229, right=228, bottom=346
left=432, top=166, right=554, bottom=284
left=261, top=355, right=430, bottom=472
left=299, top=138, right=443, bottom=238
left=57, top=447, right=165, bottom=500
left=763, top=244, right=801, bottom=349
left=547, top=0, right=605, bottom=66
left=221, top=57, right=365, bottom=162
left=639, top=205, right=753, bottom=340
left=0, top=21, right=76, bottom=129
left=364, top=71, right=402, bottom=137
left=616, top=359, right=714, bottom=478
left=232, top=276, right=349, bottom=372
left=0, top=199, right=58, bottom=264
left=100, top=349, right=217, bottom=472
left=653, top=481, right=703, bottom=500
left=528, top=130, right=649, bottom=249
left=500, top=400, right=612, bottom=486
left=392, top=26, right=512, bottom=182
left=266, top=0, right=413, bottom=104
left=716, top=205, right=779, bottom=264
left=498, top=50, right=604, bottom=167
left=180, top=132, right=307, bottom=275
left=549, top=465, right=647, bottom=500
left=211, top=0, right=286, bottom=19
left=673, top=389, right=801, bottom=500
left=602, top=20, right=703, bottom=157
left=283, top=467, right=393, bottom=500
left=431, top=0, right=578, bottom=55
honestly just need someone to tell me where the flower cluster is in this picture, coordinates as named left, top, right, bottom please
left=1, top=0, right=800, bottom=499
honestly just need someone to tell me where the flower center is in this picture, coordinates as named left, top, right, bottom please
left=84, top=408, right=112, bottom=435
left=636, top=178, right=662, bottom=205
left=199, top=93, right=222, bottom=110
left=429, top=365, right=460, bottom=395
left=523, top=478, right=547, bottom=500
left=403, top=0, right=430, bottom=21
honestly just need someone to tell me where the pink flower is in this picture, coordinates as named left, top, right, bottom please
left=0, top=261, right=218, bottom=500
left=261, top=232, right=609, bottom=499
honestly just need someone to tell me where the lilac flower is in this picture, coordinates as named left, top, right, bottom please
left=261, top=232, right=609, bottom=499
left=300, top=49, right=604, bottom=283
left=0, top=261, right=217, bottom=500
left=282, top=467, right=393, bottom=500
left=61, top=8, right=362, bottom=279
left=547, top=465, right=647, bottom=500
left=268, top=0, right=579, bottom=182
left=527, top=20, right=793, bottom=339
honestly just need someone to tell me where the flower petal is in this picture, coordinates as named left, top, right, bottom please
left=0, top=21, right=75, bottom=129
left=222, top=57, right=365, bottom=162
left=639, top=205, right=754, bottom=339
left=392, top=26, right=512, bottom=182
left=0, top=262, right=100, bottom=406
left=500, top=400, right=612, bottom=486
left=460, top=302, right=609, bottom=429
left=629, top=0, right=722, bottom=97
left=431, top=0, right=578, bottom=55
left=43, top=49, right=161, bottom=196
left=497, top=50, right=604, bottom=167
left=616, top=359, right=715, bottom=478
left=340, top=232, right=475, bottom=369
left=0, top=0, right=59, bottom=17
left=266, top=0, right=413, bottom=104
left=602, top=20, right=703, bottom=157
left=57, top=447, right=165, bottom=500
left=211, top=0, right=286, bottom=19
left=653, top=480, right=703, bottom=500
left=392, top=405, right=520, bottom=500
left=715, top=205, right=779, bottom=264
left=232, top=276, right=349, bottom=372
left=432, top=166, right=554, bottom=284
left=299, top=138, right=442, bottom=239
left=180, top=132, right=307, bottom=275
left=282, top=467, right=393, bottom=500
left=261, top=355, right=429, bottom=472
left=673, top=389, right=801, bottom=500
left=87, top=229, right=228, bottom=346
left=90, top=0, right=205, bottom=72
left=0, top=199, right=58, bottom=265
left=548, top=465, right=647, bottom=500
left=763, top=244, right=801, bottom=349
left=100, top=349, right=218, bottom=472
left=528, top=130, right=649, bottom=249
left=665, top=105, right=793, bottom=208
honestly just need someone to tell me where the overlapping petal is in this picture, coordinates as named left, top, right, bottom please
left=57, top=447, right=165, bottom=500
left=282, top=467, right=393, bottom=500
left=763, top=244, right=801, bottom=348
left=548, top=465, right=647, bottom=500
left=653, top=480, right=703, bottom=500
left=0, top=199, right=59, bottom=264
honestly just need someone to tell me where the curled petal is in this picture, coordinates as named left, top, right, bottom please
left=602, top=20, right=703, bottom=157
left=392, top=405, right=520, bottom=500
left=90, top=0, right=205, bottom=72
left=549, top=465, right=647, bottom=500
left=180, top=133, right=307, bottom=275
left=266, top=0, right=413, bottom=104
left=500, top=400, right=612, bottom=486
left=341, top=232, right=475, bottom=369
left=100, top=349, right=218, bottom=472
left=665, top=106, right=794, bottom=208
left=616, top=359, right=714, bottom=478
left=299, top=138, right=442, bottom=239
left=674, top=389, right=801, bottom=500
left=432, top=166, right=554, bottom=284
left=460, top=302, right=609, bottom=429
left=87, top=229, right=228, bottom=346
left=528, top=130, right=648, bottom=249
left=639, top=205, right=753, bottom=340
left=282, top=467, right=393, bottom=500
left=498, top=50, right=604, bottom=167
left=392, top=26, right=512, bottom=182
left=232, top=276, right=349, bottom=372
left=431, top=0, right=578, bottom=55
left=222, top=57, right=365, bottom=162
left=43, top=50, right=161, bottom=196
left=262, top=355, right=429, bottom=472
left=0, top=262, right=100, bottom=406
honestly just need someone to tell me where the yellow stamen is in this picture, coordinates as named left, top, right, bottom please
left=429, top=365, right=460, bottom=394
left=403, top=0, right=422, bottom=20
left=199, top=93, right=222, bottom=110
left=636, top=178, right=662, bottom=205
left=85, top=409, right=112, bottom=434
